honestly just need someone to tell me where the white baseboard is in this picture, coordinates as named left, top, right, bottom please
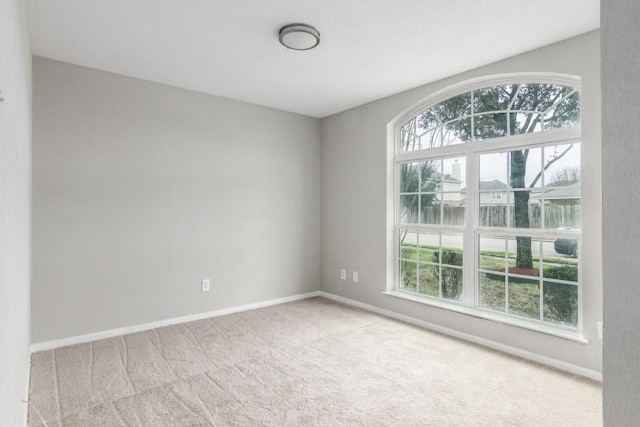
left=30, top=289, right=602, bottom=382
left=20, top=354, right=30, bottom=427
left=30, top=291, right=321, bottom=352
left=318, top=291, right=602, bottom=382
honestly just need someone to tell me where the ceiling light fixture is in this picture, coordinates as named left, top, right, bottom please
left=278, top=23, right=320, bottom=51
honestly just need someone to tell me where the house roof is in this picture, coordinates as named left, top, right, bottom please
left=530, top=182, right=580, bottom=200
left=433, top=172, right=462, bottom=184
left=479, top=180, right=509, bottom=191
left=461, top=179, right=509, bottom=194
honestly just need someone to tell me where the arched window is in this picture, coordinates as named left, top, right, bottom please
left=392, top=77, right=582, bottom=333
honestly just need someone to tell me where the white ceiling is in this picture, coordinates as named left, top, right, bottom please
left=29, top=0, right=600, bottom=118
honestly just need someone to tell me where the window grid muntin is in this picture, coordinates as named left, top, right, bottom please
left=397, top=155, right=466, bottom=228
left=478, top=141, right=581, bottom=231
left=476, top=231, right=580, bottom=327
left=400, top=83, right=579, bottom=153
left=397, top=229, right=464, bottom=302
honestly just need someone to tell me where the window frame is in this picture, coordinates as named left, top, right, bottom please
left=387, top=74, right=585, bottom=341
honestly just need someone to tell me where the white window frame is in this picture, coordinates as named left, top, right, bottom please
left=386, top=73, right=585, bottom=342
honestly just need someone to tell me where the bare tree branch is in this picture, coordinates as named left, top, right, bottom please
left=528, top=144, right=574, bottom=189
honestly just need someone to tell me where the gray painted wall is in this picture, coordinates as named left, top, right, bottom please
left=320, top=31, right=602, bottom=372
left=32, top=57, right=320, bottom=342
left=0, top=0, right=32, bottom=425
left=602, top=1, right=640, bottom=425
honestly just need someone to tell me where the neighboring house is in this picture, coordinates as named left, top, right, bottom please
left=439, top=173, right=463, bottom=206
left=529, top=182, right=580, bottom=206
left=461, top=179, right=510, bottom=206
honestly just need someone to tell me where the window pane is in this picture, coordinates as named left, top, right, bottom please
left=479, top=236, right=506, bottom=271
left=543, top=282, right=578, bottom=327
left=400, top=260, right=417, bottom=291
left=540, top=144, right=581, bottom=229
left=440, top=267, right=463, bottom=300
left=399, top=230, right=418, bottom=260
left=417, top=126, right=440, bottom=150
left=433, top=92, right=472, bottom=121
left=543, top=144, right=580, bottom=187
left=508, top=277, right=540, bottom=319
left=474, top=113, right=508, bottom=140
left=441, top=118, right=472, bottom=145
left=420, top=196, right=440, bottom=224
left=507, top=190, right=540, bottom=229
left=417, top=121, right=473, bottom=149
left=473, top=85, right=516, bottom=113
left=479, top=272, right=506, bottom=312
left=543, top=90, right=580, bottom=130
left=543, top=253, right=578, bottom=284
left=550, top=236, right=579, bottom=260
left=479, top=152, right=509, bottom=226
left=420, top=160, right=441, bottom=192
left=479, top=152, right=508, bottom=192
left=511, top=112, right=543, bottom=135
left=479, top=200, right=508, bottom=227
left=443, top=199, right=464, bottom=225
left=443, top=157, right=465, bottom=188
left=400, top=119, right=419, bottom=152
left=441, top=235, right=463, bottom=266
left=418, top=232, right=440, bottom=262
left=543, top=204, right=580, bottom=229
left=418, top=263, right=439, bottom=296
left=398, top=231, right=463, bottom=301
left=507, top=237, right=541, bottom=276
left=400, top=195, right=418, bottom=223
left=510, top=147, right=542, bottom=189
left=543, top=236, right=577, bottom=267
left=511, top=84, right=566, bottom=112
left=441, top=157, right=465, bottom=225
left=416, top=110, right=439, bottom=134
left=400, top=162, right=420, bottom=193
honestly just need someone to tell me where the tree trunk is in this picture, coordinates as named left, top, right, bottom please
left=516, top=236, right=533, bottom=269
left=510, top=151, right=534, bottom=269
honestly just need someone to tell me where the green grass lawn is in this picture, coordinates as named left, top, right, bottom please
left=400, top=244, right=578, bottom=326
left=479, top=273, right=577, bottom=326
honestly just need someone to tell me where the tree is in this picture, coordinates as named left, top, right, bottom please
left=399, top=120, right=441, bottom=227
left=548, top=166, right=580, bottom=187
left=509, top=144, right=574, bottom=268
left=405, top=83, right=580, bottom=268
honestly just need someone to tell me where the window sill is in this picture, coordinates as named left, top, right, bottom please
left=382, top=290, right=589, bottom=344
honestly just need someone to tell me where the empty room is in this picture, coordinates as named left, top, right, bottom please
left=1, top=0, right=639, bottom=426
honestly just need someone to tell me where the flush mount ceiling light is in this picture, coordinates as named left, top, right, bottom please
left=278, top=23, right=320, bottom=51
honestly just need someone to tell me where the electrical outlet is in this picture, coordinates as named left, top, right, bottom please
left=201, top=278, right=210, bottom=292
left=340, top=269, right=346, bottom=280
left=352, top=271, right=359, bottom=283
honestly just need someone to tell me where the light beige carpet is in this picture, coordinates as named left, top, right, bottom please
left=28, top=297, right=601, bottom=426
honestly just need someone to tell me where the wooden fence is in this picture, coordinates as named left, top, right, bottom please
left=420, top=204, right=580, bottom=228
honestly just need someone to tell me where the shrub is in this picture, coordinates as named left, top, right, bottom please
left=544, top=265, right=578, bottom=282
left=432, top=250, right=463, bottom=299
left=543, top=265, right=578, bottom=326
